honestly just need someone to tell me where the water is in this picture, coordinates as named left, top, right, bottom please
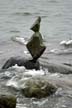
left=0, top=0, right=72, bottom=108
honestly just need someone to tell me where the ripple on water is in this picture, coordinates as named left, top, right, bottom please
left=13, top=12, right=33, bottom=16
left=11, top=36, right=27, bottom=45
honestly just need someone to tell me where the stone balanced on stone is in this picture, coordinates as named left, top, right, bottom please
left=26, top=16, right=46, bottom=61
left=2, top=17, right=46, bottom=70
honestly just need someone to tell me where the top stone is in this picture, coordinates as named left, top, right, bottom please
left=30, top=16, right=41, bottom=32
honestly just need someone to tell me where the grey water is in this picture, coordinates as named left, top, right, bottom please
left=0, top=0, right=72, bottom=108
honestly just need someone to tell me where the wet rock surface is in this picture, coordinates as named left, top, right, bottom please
left=40, top=61, right=72, bottom=74
left=0, top=94, right=16, bottom=108
left=20, top=77, right=57, bottom=98
left=2, top=56, right=40, bottom=70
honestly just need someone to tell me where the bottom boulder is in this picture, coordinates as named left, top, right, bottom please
left=20, top=77, right=57, bottom=98
left=2, top=56, right=40, bottom=70
left=0, top=95, right=16, bottom=108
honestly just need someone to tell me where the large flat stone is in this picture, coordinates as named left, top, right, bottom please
left=2, top=56, right=40, bottom=70
left=40, top=61, right=72, bottom=74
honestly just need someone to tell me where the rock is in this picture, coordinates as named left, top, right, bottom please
left=21, top=77, right=57, bottom=98
left=2, top=56, right=40, bottom=70
left=0, top=94, right=16, bottom=108
left=30, top=16, right=41, bottom=32
left=26, top=32, right=46, bottom=60
left=40, top=61, right=72, bottom=74
left=26, top=16, right=46, bottom=60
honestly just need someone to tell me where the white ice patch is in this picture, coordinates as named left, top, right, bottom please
left=50, top=48, right=72, bottom=55
left=60, top=40, right=66, bottom=45
left=66, top=40, right=72, bottom=45
left=11, top=36, right=27, bottom=45
left=49, top=40, right=72, bottom=54
left=49, top=73, right=60, bottom=77
left=11, top=64, right=25, bottom=72
left=5, top=71, right=11, bottom=77
left=24, top=51, right=29, bottom=54
left=60, top=40, right=72, bottom=46
left=32, top=98, right=48, bottom=106
left=50, top=49, right=58, bottom=53
left=24, top=69, right=45, bottom=77
left=23, top=50, right=30, bottom=56
left=16, top=104, right=27, bottom=108
left=6, top=64, right=46, bottom=89
left=11, top=64, right=45, bottom=77
left=6, top=76, right=19, bottom=88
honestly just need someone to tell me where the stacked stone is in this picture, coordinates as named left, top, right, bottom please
left=2, top=17, right=46, bottom=70
left=26, top=16, right=46, bottom=61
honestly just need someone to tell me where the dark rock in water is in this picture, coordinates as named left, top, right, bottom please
left=0, top=95, right=16, bottom=108
left=26, top=32, right=46, bottom=60
left=63, top=63, right=72, bottom=67
left=2, top=56, right=40, bottom=70
left=21, top=77, right=57, bottom=98
left=30, top=16, right=41, bottom=32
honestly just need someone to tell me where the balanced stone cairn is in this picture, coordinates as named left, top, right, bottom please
left=26, top=16, right=46, bottom=61
left=2, top=17, right=46, bottom=70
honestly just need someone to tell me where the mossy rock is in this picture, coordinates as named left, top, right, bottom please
left=26, top=32, right=46, bottom=60
left=21, top=77, right=57, bottom=98
left=0, top=95, right=16, bottom=108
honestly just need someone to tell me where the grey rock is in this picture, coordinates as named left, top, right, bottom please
left=21, top=77, right=57, bottom=98
left=2, top=56, right=40, bottom=70
left=40, top=61, right=72, bottom=74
